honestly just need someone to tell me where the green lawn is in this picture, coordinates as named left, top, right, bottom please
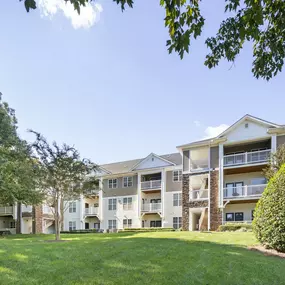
left=0, top=231, right=284, bottom=285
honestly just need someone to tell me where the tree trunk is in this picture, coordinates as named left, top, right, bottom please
left=54, top=196, right=61, bottom=241
left=60, top=198, right=64, bottom=231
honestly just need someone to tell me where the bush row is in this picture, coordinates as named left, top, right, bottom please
left=61, top=229, right=103, bottom=234
left=217, top=223, right=252, bottom=232
left=119, top=227, right=175, bottom=233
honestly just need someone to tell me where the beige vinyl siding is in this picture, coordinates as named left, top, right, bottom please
left=165, top=171, right=182, bottom=192
left=210, top=146, right=219, bottom=169
left=224, top=172, right=265, bottom=187
left=277, top=135, right=285, bottom=148
left=102, top=175, right=138, bottom=198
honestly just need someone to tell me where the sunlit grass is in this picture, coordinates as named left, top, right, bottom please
left=0, top=232, right=284, bottom=285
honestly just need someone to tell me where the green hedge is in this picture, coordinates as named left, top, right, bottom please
left=61, top=229, right=102, bottom=234
left=119, top=227, right=175, bottom=233
left=253, top=164, right=285, bottom=252
left=217, top=223, right=252, bottom=232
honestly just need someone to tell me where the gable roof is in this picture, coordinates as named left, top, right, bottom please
left=177, top=114, right=282, bottom=150
left=100, top=152, right=182, bottom=175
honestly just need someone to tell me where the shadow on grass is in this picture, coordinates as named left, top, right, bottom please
left=0, top=233, right=285, bottom=285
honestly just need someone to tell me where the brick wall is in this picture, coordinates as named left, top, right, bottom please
left=210, top=170, right=222, bottom=230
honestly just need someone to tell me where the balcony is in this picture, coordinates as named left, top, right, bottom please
left=224, top=184, right=266, bottom=199
left=141, top=180, right=161, bottom=191
left=84, top=189, right=99, bottom=196
left=0, top=206, right=13, bottom=216
left=141, top=203, right=162, bottom=213
left=85, top=207, right=99, bottom=216
left=190, top=159, right=209, bottom=172
left=189, top=189, right=209, bottom=200
left=224, top=149, right=271, bottom=167
left=43, top=206, right=54, bottom=215
left=22, top=205, right=32, bottom=212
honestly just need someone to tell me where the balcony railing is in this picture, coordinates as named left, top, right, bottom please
left=141, top=180, right=161, bottom=190
left=224, top=149, right=271, bottom=167
left=22, top=205, right=32, bottom=212
left=189, top=189, right=209, bottom=200
left=190, top=159, right=209, bottom=171
left=224, top=184, right=266, bottom=199
left=141, top=203, right=162, bottom=212
left=85, top=207, right=99, bottom=216
left=0, top=206, right=13, bottom=215
left=84, top=189, right=99, bottom=196
left=43, top=206, right=54, bottom=215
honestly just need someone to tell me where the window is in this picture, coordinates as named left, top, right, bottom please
left=235, top=212, right=244, bottom=221
left=123, top=219, right=132, bottom=228
left=10, top=221, right=16, bottom=229
left=225, top=212, right=244, bottom=222
left=173, top=193, right=182, bottom=206
left=94, top=223, right=100, bottom=229
left=123, top=197, right=132, bottom=210
left=69, top=221, right=76, bottom=231
left=108, top=198, right=117, bottom=211
left=150, top=220, right=162, bottom=227
left=226, top=213, right=234, bottom=222
left=173, top=217, right=182, bottom=229
left=108, top=179, right=118, bottom=189
left=69, top=202, right=76, bottom=213
left=108, top=220, right=117, bottom=229
left=123, top=176, right=133, bottom=187
left=173, top=170, right=182, bottom=182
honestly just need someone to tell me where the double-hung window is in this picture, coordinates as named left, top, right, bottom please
left=123, top=197, right=132, bottom=210
left=108, top=179, right=118, bottom=189
left=69, top=221, right=76, bottom=231
left=173, top=170, right=182, bottom=182
left=108, top=198, right=117, bottom=211
left=69, top=202, right=76, bottom=213
left=225, top=212, right=244, bottom=222
left=173, top=217, right=182, bottom=229
left=173, top=193, right=182, bottom=206
left=123, top=219, right=132, bottom=228
left=123, top=177, right=133, bottom=187
left=108, top=220, right=117, bottom=229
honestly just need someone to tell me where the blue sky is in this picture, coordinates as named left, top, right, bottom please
left=1, top=1, right=284, bottom=164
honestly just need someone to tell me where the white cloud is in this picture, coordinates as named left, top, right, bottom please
left=194, top=120, right=201, bottom=127
left=204, top=124, right=229, bottom=139
left=38, top=0, right=103, bottom=29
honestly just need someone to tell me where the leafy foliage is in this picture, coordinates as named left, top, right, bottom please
left=218, top=223, right=252, bottom=232
left=253, top=164, right=285, bottom=252
left=264, top=144, right=285, bottom=180
left=21, top=0, right=285, bottom=80
left=0, top=93, right=42, bottom=205
left=29, top=130, right=99, bottom=240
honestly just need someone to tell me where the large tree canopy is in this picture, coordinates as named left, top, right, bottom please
left=21, top=0, right=285, bottom=80
left=0, top=93, right=43, bottom=205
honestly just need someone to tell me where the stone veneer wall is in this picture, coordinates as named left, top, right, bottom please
left=32, top=205, right=43, bottom=234
left=209, top=170, right=222, bottom=230
left=182, top=174, right=209, bottom=231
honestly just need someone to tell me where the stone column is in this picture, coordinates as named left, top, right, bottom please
left=210, top=171, right=222, bottom=230
left=182, top=174, right=190, bottom=231
left=33, top=205, right=43, bottom=234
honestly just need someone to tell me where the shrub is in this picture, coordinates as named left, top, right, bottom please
left=253, top=164, right=285, bottom=252
left=60, top=229, right=102, bottom=234
left=217, top=223, right=252, bottom=232
left=118, top=227, right=175, bottom=233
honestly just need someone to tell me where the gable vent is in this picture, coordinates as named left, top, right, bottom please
left=245, top=123, right=249, bottom=128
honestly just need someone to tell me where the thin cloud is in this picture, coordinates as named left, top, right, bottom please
left=204, top=124, right=229, bottom=139
left=38, top=0, right=103, bottom=29
left=194, top=120, right=201, bottom=127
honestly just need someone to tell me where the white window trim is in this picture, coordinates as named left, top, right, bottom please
left=173, top=193, right=182, bottom=207
left=108, top=198, right=117, bottom=211
left=123, top=197, right=133, bottom=210
left=69, top=221, right=76, bottom=231
left=123, top=176, right=133, bottom=188
left=173, top=217, right=182, bottom=229
left=123, top=219, right=132, bottom=228
left=108, top=179, right=118, bottom=189
left=69, top=202, right=76, bottom=213
left=108, top=219, right=117, bottom=229
left=173, top=170, right=182, bottom=182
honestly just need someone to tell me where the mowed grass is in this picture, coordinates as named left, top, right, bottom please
left=0, top=231, right=284, bottom=285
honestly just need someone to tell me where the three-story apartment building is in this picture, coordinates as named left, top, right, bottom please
left=63, top=153, right=183, bottom=231
left=178, top=114, right=285, bottom=231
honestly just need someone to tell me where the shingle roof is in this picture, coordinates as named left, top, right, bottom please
left=100, top=152, right=182, bottom=174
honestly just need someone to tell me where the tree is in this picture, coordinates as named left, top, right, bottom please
left=21, top=0, right=285, bottom=80
left=264, top=144, right=285, bottom=180
left=29, top=131, right=99, bottom=240
left=0, top=93, right=43, bottom=207
left=253, top=164, right=285, bottom=252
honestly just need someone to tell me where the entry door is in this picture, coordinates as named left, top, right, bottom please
left=85, top=203, right=89, bottom=208
left=226, top=183, right=234, bottom=197
left=85, top=223, right=89, bottom=229
left=234, top=182, right=244, bottom=196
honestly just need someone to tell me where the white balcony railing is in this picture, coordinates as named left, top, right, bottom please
left=43, top=205, right=54, bottom=215
left=141, top=180, right=162, bottom=190
left=141, top=203, right=162, bottom=212
left=84, top=189, right=99, bottom=196
left=224, top=184, right=266, bottom=199
left=189, top=189, right=209, bottom=200
left=0, top=206, right=13, bottom=215
left=22, top=205, right=32, bottom=212
left=190, top=159, right=209, bottom=171
left=224, top=149, right=271, bottom=167
left=85, top=207, right=99, bottom=216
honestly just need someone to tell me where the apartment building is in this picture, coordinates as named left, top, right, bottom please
left=0, top=204, right=55, bottom=234
left=177, top=114, right=285, bottom=231
left=63, top=153, right=182, bottom=231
